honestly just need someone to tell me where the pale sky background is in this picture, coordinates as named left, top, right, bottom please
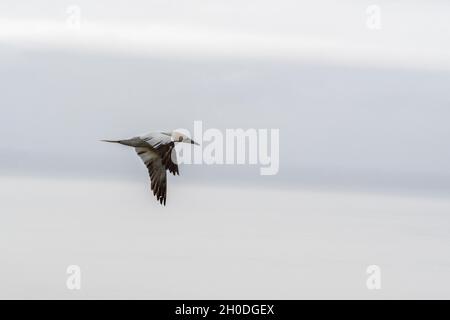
left=1, top=1, right=450, bottom=299
left=1, top=0, right=450, bottom=193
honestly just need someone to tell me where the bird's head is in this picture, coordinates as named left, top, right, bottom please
left=171, top=131, right=200, bottom=145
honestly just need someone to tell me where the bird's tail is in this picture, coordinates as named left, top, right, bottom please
left=100, top=139, right=122, bottom=143
left=101, top=138, right=141, bottom=147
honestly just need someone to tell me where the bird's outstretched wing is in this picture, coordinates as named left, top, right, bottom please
left=141, top=132, right=179, bottom=176
left=135, top=147, right=167, bottom=205
left=157, top=142, right=179, bottom=176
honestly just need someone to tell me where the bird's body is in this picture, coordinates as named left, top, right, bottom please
left=102, top=131, right=198, bottom=205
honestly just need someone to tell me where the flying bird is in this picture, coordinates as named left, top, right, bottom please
left=102, top=131, right=199, bottom=205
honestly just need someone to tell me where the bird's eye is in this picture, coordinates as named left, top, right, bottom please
left=179, top=137, right=183, bottom=142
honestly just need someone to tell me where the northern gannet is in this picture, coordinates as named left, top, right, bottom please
left=102, top=131, right=199, bottom=205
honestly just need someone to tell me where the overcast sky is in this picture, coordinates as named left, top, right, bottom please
left=1, top=0, right=450, bottom=193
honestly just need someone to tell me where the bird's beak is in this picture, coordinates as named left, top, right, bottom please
left=190, top=139, right=200, bottom=146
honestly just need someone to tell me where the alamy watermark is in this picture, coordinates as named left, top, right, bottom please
left=172, top=121, right=279, bottom=176
left=366, top=5, right=382, bottom=30
left=366, top=265, right=381, bottom=290
left=66, top=265, right=81, bottom=290
left=66, top=5, right=82, bottom=30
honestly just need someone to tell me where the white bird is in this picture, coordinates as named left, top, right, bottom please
left=102, top=131, right=199, bottom=206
